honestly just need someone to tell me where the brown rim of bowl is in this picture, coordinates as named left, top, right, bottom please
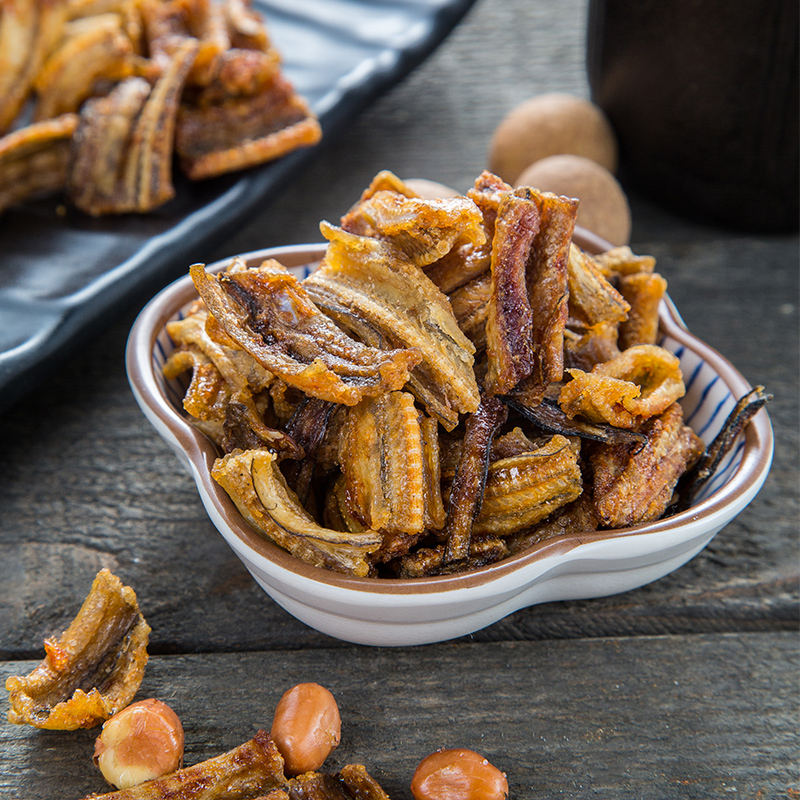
left=126, top=228, right=774, bottom=595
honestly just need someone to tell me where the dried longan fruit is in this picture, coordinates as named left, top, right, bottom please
left=489, top=93, right=618, bottom=185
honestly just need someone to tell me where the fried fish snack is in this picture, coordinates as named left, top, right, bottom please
left=559, top=344, right=685, bottom=428
left=0, top=112, right=77, bottom=214
left=68, top=38, right=198, bottom=215
left=190, top=260, right=420, bottom=406
left=212, top=448, right=382, bottom=576
left=33, top=12, right=137, bottom=121
left=590, top=402, right=705, bottom=527
left=79, top=729, right=288, bottom=799
left=0, top=0, right=69, bottom=133
left=5, top=569, right=150, bottom=730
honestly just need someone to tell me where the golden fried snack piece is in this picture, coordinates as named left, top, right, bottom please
left=472, top=434, right=583, bottom=536
left=559, top=344, right=685, bottom=429
left=447, top=270, right=491, bottom=351
left=305, top=224, right=481, bottom=430
left=566, top=244, right=630, bottom=333
left=5, top=569, right=150, bottom=730
left=398, top=534, right=508, bottom=578
left=592, top=245, right=656, bottom=278
left=212, top=448, right=382, bottom=576
left=164, top=298, right=278, bottom=447
left=286, top=764, right=392, bottom=800
left=0, top=113, right=77, bottom=215
left=33, top=12, right=137, bottom=121
left=617, top=271, right=668, bottom=349
left=176, top=70, right=321, bottom=180
left=223, top=0, right=269, bottom=51
left=590, top=402, right=705, bottom=527
left=423, top=170, right=512, bottom=295
left=516, top=188, right=578, bottom=404
left=79, top=729, right=288, bottom=799
left=484, top=188, right=540, bottom=396
left=0, top=0, right=69, bottom=133
left=506, top=494, right=601, bottom=555
left=341, top=188, right=486, bottom=268
left=563, top=321, right=621, bottom=372
left=68, top=38, right=198, bottom=214
left=338, top=392, right=444, bottom=558
left=441, top=394, right=507, bottom=564
left=190, top=260, right=420, bottom=406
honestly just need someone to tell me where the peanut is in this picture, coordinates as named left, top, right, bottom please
left=270, top=682, right=341, bottom=776
left=93, top=699, right=184, bottom=789
left=411, top=748, right=509, bottom=800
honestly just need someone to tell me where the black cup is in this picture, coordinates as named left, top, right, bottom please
left=587, top=0, right=799, bottom=232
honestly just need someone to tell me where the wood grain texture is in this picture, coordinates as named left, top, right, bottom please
left=2, top=634, right=798, bottom=799
left=0, top=6, right=797, bottom=797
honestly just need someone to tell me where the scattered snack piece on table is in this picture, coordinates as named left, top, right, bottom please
left=270, top=682, right=341, bottom=777
left=80, top=729, right=287, bottom=799
left=0, top=0, right=321, bottom=217
left=94, top=699, right=184, bottom=789
left=79, top=729, right=392, bottom=799
left=164, top=169, right=767, bottom=578
left=411, top=748, right=509, bottom=800
left=5, top=568, right=150, bottom=730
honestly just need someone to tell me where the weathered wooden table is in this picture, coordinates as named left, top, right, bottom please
left=1, top=0, right=797, bottom=797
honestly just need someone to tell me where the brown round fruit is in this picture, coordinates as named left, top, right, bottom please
left=411, top=748, right=509, bottom=800
left=489, top=93, right=618, bottom=185
left=515, top=153, right=631, bottom=246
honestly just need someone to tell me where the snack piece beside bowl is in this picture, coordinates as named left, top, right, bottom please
left=127, top=170, right=773, bottom=647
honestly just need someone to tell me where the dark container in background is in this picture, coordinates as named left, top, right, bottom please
left=587, top=0, right=799, bottom=233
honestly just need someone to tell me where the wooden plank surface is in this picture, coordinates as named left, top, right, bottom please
left=0, top=0, right=798, bottom=795
left=2, top=634, right=797, bottom=799
left=0, top=0, right=796, bottom=658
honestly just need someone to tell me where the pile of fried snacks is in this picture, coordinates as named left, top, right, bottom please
left=0, top=0, right=321, bottom=217
left=164, top=169, right=766, bottom=578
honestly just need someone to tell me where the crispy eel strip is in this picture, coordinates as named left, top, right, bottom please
left=305, top=224, right=481, bottom=430
left=176, top=71, right=321, bottom=179
left=0, top=0, right=69, bottom=133
left=506, top=393, right=648, bottom=448
left=423, top=170, right=511, bottom=294
left=338, top=391, right=441, bottom=539
left=0, top=113, right=78, bottom=214
left=560, top=344, right=685, bottom=429
left=617, top=271, right=668, bottom=349
left=5, top=569, right=150, bottom=730
left=212, top=448, right=382, bottom=576
left=79, top=729, right=288, bottom=799
left=518, top=188, right=578, bottom=404
left=675, top=385, right=772, bottom=511
left=341, top=187, right=486, bottom=268
left=472, top=435, right=583, bottom=536
left=484, top=188, right=540, bottom=396
left=566, top=243, right=630, bottom=331
left=441, top=394, right=508, bottom=564
left=68, top=38, right=198, bottom=214
left=287, top=765, right=392, bottom=800
left=281, top=396, right=336, bottom=505
left=191, top=260, right=420, bottom=406
left=33, top=12, right=137, bottom=121
left=506, top=494, right=602, bottom=555
left=590, top=402, right=705, bottom=527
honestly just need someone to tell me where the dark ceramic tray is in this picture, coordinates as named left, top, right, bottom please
left=0, top=0, right=477, bottom=412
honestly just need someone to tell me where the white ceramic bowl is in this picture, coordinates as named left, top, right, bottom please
left=126, top=235, right=773, bottom=647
